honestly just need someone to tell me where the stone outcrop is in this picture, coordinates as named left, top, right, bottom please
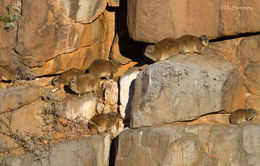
left=244, top=63, right=260, bottom=95
left=116, top=123, right=260, bottom=166
left=131, top=54, right=245, bottom=128
left=0, top=86, right=40, bottom=112
left=119, top=67, right=141, bottom=126
left=238, top=35, right=260, bottom=63
left=16, top=0, right=105, bottom=68
left=63, top=93, right=97, bottom=122
left=127, top=0, right=260, bottom=42
left=1, top=135, right=111, bottom=166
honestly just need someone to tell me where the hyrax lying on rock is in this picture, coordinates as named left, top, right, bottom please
left=69, top=73, right=103, bottom=98
left=88, top=112, right=120, bottom=134
left=88, top=59, right=121, bottom=79
left=144, top=35, right=209, bottom=61
left=229, top=108, right=258, bottom=124
left=52, top=68, right=84, bottom=88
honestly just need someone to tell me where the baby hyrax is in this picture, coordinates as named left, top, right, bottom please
left=88, top=112, right=120, bottom=134
left=88, top=59, right=121, bottom=79
left=52, top=68, right=84, bottom=88
left=144, top=35, right=209, bottom=61
left=229, top=109, right=258, bottom=124
left=69, top=73, right=103, bottom=97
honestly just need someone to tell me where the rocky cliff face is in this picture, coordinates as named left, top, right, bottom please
left=0, top=0, right=260, bottom=166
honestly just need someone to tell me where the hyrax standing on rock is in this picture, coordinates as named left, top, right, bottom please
left=52, top=68, right=84, bottom=88
left=88, top=59, right=121, bottom=79
left=88, top=112, right=120, bottom=134
left=178, top=35, right=209, bottom=54
left=229, top=108, right=258, bottom=124
left=69, top=73, right=103, bottom=98
left=144, top=35, right=209, bottom=61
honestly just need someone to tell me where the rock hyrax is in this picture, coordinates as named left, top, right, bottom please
left=88, top=59, right=121, bottom=79
left=68, top=73, right=102, bottom=97
left=52, top=68, right=84, bottom=88
left=144, top=35, right=209, bottom=61
left=88, top=112, right=120, bottom=134
left=178, top=35, right=209, bottom=54
left=144, top=38, right=179, bottom=62
left=229, top=108, right=257, bottom=124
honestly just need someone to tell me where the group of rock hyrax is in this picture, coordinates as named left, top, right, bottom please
left=144, top=34, right=258, bottom=124
left=51, top=34, right=258, bottom=135
left=52, top=59, right=122, bottom=135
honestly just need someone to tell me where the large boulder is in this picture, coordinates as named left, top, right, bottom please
left=1, top=135, right=111, bottom=166
left=131, top=54, right=245, bottom=128
left=116, top=123, right=260, bottom=166
left=15, top=0, right=113, bottom=77
left=15, top=0, right=105, bottom=68
left=127, top=0, right=260, bottom=42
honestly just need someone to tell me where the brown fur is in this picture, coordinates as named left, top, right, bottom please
left=144, top=35, right=209, bottom=61
left=88, top=59, right=121, bottom=79
left=52, top=68, right=84, bottom=88
left=229, top=109, right=257, bottom=124
left=68, top=73, right=103, bottom=97
left=88, top=112, right=120, bottom=134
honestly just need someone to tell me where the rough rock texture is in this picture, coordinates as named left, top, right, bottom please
left=244, top=63, right=260, bottom=95
left=0, top=1, right=23, bottom=81
left=0, top=0, right=18, bottom=50
left=0, top=86, right=40, bottom=113
left=239, top=35, right=260, bottom=63
left=127, top=0, right=260, bottom=42
left=13, top=0, right=114, bottom=77
left=119, top=67, right=140, bottom=126
left=63, top=93, right=97, bottom=122
left=0, top=52, right=20, bottom=81
left=0, top=100, right=44, bottom=151
left=246, top=95, right=260, bottom=112
left=1, top=135, right=111, bottom=166
left=102, top=80, right=119, bottom=114
left=16, top=0, right=103, bottom=67
left=131, top=54, right=245, bottom=128
left=108, top=0, right=120, bottom=7
left=116, top=123, right=260, bottom=166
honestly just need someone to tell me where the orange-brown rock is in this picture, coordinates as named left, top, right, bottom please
left=246, top=95, right=260, bottom=122
left=239, top=35, right=260, bottom=63
left=127, top=0, right=260, bottom=42
left=244, top=63, right=260, bottom=95
left=107, top=0, right=120, bottom=7
left=31, top=42, right=101, bottom=76
left=15, top=0, right=111, bottom=69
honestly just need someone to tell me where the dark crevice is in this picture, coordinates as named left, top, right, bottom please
left=109, top=136, right=119, bottom=166
left=210, top=31, right=260, bottom=42
left=106, top=0, right=146, bottom=63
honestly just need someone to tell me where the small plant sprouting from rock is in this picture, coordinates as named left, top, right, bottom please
left=0, top=2, right=21, bottom=31
left=41, top=88, right=63, bottom=133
